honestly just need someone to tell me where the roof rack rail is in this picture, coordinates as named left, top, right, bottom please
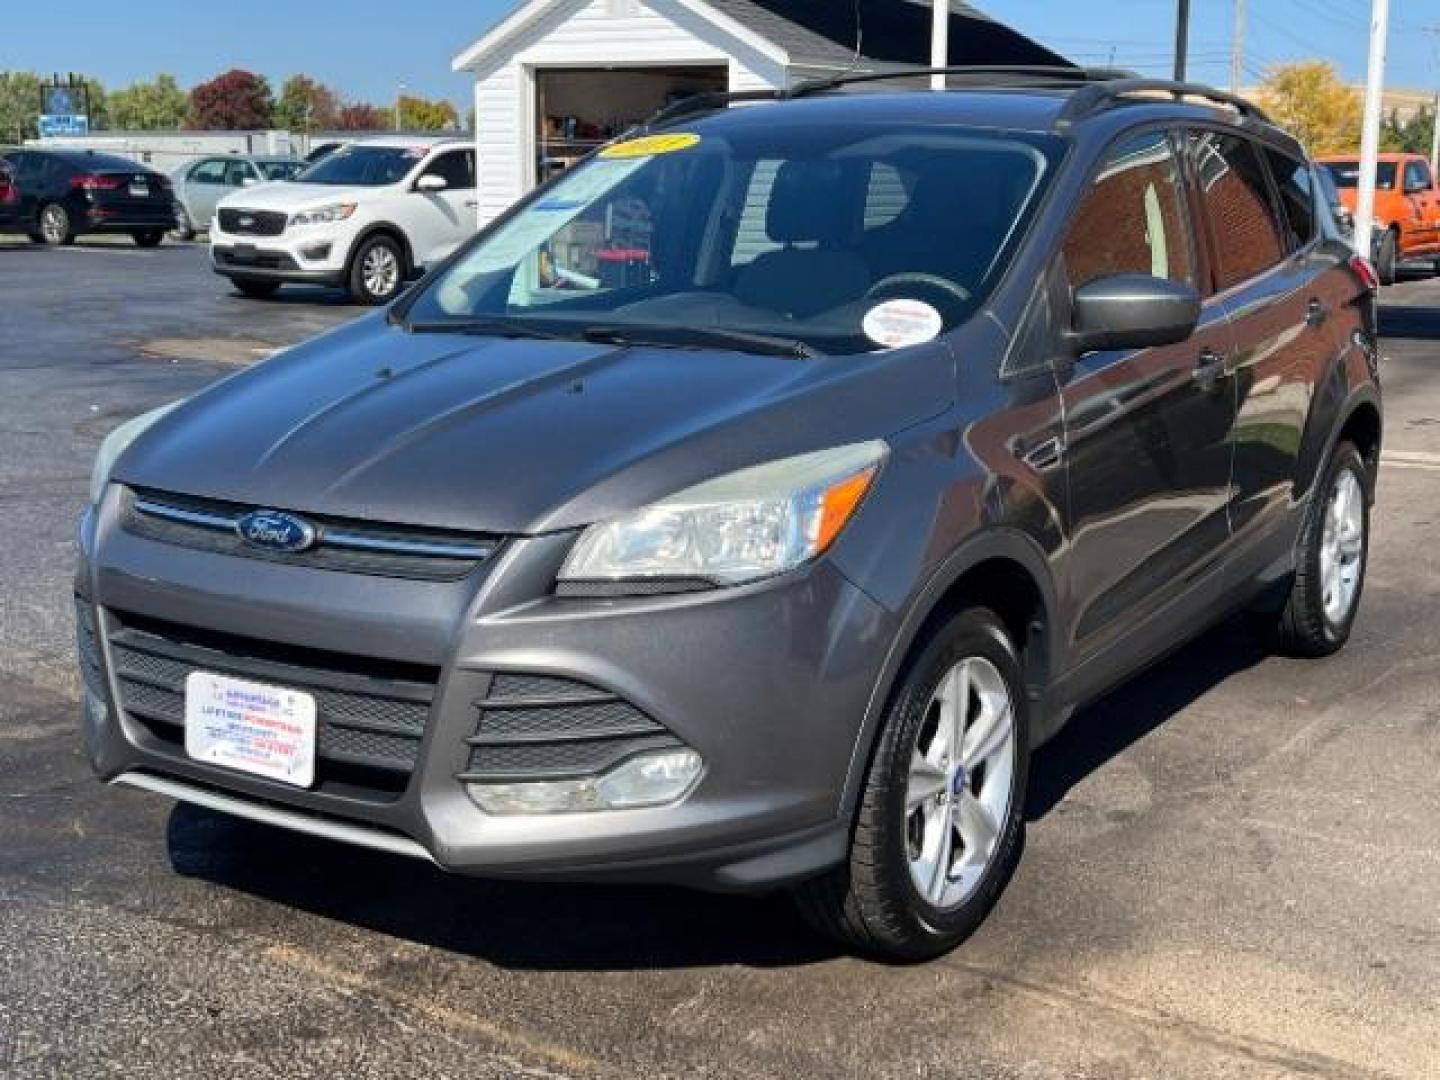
left=631, top=66, right=1131, bottom=134
left=791, top=65, right=1133, bottom=97
left=1056, top=78, right=1270, bottom=126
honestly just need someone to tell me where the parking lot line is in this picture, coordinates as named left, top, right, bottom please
left=1382, top=450, right=1440, bottom=471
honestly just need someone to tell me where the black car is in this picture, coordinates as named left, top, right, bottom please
left=0, top=148, right=176, bottom=247
left=77, top=69, right=1382, bottom=961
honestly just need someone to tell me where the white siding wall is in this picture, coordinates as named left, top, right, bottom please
left=468, top=0, right=789, bottom=226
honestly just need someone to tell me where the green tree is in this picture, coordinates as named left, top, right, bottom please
left=396, top=93, right=459, bottom=131
left=1257, top=61, right=1362, bottom=154
left=1380, top=105, right=1435, bottom=155
left=275, top=75, right=340, bottom=134
left=0, top=72, right=106, bottom=138
left=107, top=75, right=187, bottom=130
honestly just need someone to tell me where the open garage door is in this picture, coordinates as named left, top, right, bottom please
left=533, top=66, right=727, bottom=184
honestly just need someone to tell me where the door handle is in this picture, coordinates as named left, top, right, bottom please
left=1306, top=297, right=1330, bottom=328
left=1192, top=348, right=1227, bottom=391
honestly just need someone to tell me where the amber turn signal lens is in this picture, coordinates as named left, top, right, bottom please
left=815, top=466, right=879, bottom=552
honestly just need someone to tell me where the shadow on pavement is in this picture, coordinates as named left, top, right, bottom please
left=166, top=801, right=841, bottom=971
left=1025, top=614, right=1268, bottom=820
left=167, top=615, right=1271, bottom=970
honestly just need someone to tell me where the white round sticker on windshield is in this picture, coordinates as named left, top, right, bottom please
left=862, top=299, right=943, bottom=349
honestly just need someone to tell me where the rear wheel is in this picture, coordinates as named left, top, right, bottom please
left=132, top=230, right=164, bottom=248
left=346, top=234, right=406, bottom=305
left=792, top=608, right=1029, bottom=961
left=1375, top=230, right=1398, bottom=286
left=1266, top=441, right=1370, bottom=657
left=233, top=279, right=281, bottom=299
left=37, top=203, right=75, bottom=246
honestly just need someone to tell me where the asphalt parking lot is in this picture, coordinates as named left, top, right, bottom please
left=2, top=239, right=1438, bottom=1079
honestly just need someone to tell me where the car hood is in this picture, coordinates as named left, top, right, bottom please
left=214, top=181, right=376, bottom=211
left=114, top=316, right=955, bottom=535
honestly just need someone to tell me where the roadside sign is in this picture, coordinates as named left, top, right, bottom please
left=38, top=114, right=90, bottom=138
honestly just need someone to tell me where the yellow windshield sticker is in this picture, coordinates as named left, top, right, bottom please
left=599, top=132, right=700, bottom=160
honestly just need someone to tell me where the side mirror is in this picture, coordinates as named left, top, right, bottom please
left=416, top=174, right=447, bottom=193
left=1066, top=274, right=1201, bottom=354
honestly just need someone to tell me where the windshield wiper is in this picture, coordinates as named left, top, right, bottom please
left=581, top=324, right=819, bottom=359
left=405, top=318, right=567, bottom=341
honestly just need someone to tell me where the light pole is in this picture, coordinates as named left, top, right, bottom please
left=931, top=0, right=949, bottom=90
left=1354, top=0, right=1390, bottom=264
left=396, top=82, right=407, bottom=132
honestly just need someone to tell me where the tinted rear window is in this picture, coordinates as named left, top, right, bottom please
left=1190, top=131, right=1286, bottom=290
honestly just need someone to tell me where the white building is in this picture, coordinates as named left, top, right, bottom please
left=453, top=0, right=1065, bottom=225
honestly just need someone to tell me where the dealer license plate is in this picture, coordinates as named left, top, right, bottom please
left=184, top=671, right=317, bottom=787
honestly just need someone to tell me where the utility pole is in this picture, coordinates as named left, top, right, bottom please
left=931, top=0, right=949, bottom=91
left=1174, top=0, right=1191, bottom=83
left=1231, top=0, right=1247, bottom=94
left=1354, top=0, right=1391, bottom=264
left=396, top=82, right=407, bottom=132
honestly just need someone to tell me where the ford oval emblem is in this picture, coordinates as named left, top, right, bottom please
left=236, top=509, right=316, bottom=553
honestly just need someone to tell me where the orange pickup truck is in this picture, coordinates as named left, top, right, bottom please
left=1318, top=152, right=1440, bottom=284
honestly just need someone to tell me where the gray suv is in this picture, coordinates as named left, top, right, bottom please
left=76, top=69, right=1381, bottom=960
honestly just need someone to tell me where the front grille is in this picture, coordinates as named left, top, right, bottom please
left=218, top=208, right=287, bottom=236
left=459, top=674, right=684, bottom=783
left=123, top=487, right=501, bottom=582
left=108, top=610, right=439, bottom=799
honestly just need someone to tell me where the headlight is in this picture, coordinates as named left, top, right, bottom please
left=559, top=441, right=887, bottom=588
left=289, top=202, right=356, bottom=227
left=89, top=401, right=183, bottom=505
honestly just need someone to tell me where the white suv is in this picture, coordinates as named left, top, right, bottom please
left=210, top=137, right=477, bottom=304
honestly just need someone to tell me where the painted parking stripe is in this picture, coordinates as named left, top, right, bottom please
left=1382, top=450, right=1440, bottom=472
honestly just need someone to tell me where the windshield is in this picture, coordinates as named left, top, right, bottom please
left=294, top=145, right=423, bottom=186
left=1324, top=160, right=1397, bottom=190
left=403, top=122, right=1059, bottom=355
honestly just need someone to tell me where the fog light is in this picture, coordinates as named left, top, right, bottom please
left=299, top=241, right=332, bottom=261
left=467, top=748, right=703, bottom=815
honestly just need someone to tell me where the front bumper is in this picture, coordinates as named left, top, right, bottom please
left=76, top=490, right=893, bottom=891
left=210, top=220, right=352, bottom=285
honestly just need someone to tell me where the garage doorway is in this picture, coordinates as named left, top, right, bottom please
left=533, top=66, right=727, bottom=184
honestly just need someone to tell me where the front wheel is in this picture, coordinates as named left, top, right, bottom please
left=132, top=230, right=164, bottom=248
left=1267, top=441, right=1370, bottom=657
left=793, top=607, right=1029, bottom=961
left=347, top=234, right=406, bottom=305
left=169, top=205, right=195, bottom=242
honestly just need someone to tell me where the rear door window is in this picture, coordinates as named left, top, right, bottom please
left=1188, top=131, right=1286, bottom=290
left=189, top=159, right=227, bottom=185
left=1062, top=129, right=1195, bottom=289
left=1261, top=146, right=1317, bottom=250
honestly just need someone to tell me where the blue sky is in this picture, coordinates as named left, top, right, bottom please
left=1, top=1, right=1435, bottom=111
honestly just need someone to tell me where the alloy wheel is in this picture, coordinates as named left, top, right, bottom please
left=361, top=245, right=400, bottom=298
left=41, top=205, right=67, bottom=244
left=904, top=655, right=1016, bottom=910
left=1320, top=468, right=1365, bottom=628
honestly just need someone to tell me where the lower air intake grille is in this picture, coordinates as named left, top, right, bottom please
left=459, top=674, right=684, bottom=783
left=108, top=610, right=438, bottom=799
left=74, top=597, right=106, bottom=698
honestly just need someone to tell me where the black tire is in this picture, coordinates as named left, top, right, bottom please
left=169, top=205, right=194, bottom=242
left=1268, top=441, right=1370, bottom=657
left=233, top=279, right=281, bottom=299
left=792, top=607, right=1030, bottom=961
left=37, top=202, right=75, bottom=246
left=132, top=230, right=164, bottom=248
left=1375, top=230, right=1398, bottom=286
left=346, top=233, right=407, bottom=305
